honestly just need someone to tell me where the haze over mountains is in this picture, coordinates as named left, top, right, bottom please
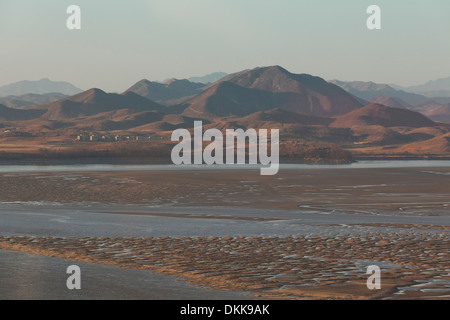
left=1, top=66, right=449, bottom=157
left=330, top=80, right=429, bottom=106
left=330, top=79, right=450, bottom=123
left=0, top=93, right=67, bottom=109
left=0, top=78, right=82, bottom=97
left=390, top=77, right=450, bottom=98
left=187, top=72, right=227, bottom=84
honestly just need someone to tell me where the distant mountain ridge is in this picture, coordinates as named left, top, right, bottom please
left=0, top=78, right=82, bottom=97
left=188, top=72, right=227, bottom=84
left=125, top=79, right=205, bottom=105
left=391, top=77, right=450, bottom=98
left=330, top=80, right=429, bottom=106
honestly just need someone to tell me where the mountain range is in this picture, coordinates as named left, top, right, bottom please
left=329, top=80, right=429, bottom=106
left=330, top=80, right=450, bottom=123
left=1, top=66, right=449, bottom=158
left=390, top=77, right=450, bottom=98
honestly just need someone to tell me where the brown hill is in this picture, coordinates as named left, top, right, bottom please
left=31, top=88, right=164, bottom=120
left=182, top=81, right=275, bottom=118
left=0, top=103, right=45, bottom=121
left=395, top=133, right=450, bottom=154
left=125, top=79, right=205, bottom=105
left=331, top=104, right=437, bottom=128
left=132, top=115, right=209, bottom=133
left=240, top=109, right=333, bottom=126
left=182, top=66, right=362, bottom=119
left=84, top=111, right=165, bottom=131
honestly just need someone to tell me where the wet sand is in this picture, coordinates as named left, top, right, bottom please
left=0, top=232, right=448, bottom=300
left=0, top=167, right=449, bottom=300
left=0, top=167, right=449, bottom=215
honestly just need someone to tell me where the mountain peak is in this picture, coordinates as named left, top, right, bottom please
left=183, top=66, right=362, bottom=118
left=68, top=88, right=107, bottom=102
left=259, top=65, right=289, bottom=72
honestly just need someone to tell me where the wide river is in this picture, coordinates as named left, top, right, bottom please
left=0, top=160, right=449, bottom=173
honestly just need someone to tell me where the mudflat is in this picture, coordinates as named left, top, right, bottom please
left=0, top=166, right=449, bottom=300
left=0, top=166, right=449, bottom=215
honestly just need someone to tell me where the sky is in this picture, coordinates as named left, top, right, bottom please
left=1, top=0, right=449, bottom=92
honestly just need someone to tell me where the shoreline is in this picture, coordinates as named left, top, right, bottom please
left=0, top=156, right=449, bottom=166
left=0, top=249, right=252, bottom=300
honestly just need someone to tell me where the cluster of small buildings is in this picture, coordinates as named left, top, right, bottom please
left=76, top=133, right=168, bottom=142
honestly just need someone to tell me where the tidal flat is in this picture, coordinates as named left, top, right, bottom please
left=0, top=166, right=449, bottom=299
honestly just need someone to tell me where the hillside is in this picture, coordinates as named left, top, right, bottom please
left=239, top=109, right=333, bottom=126
left=182, top=66, right=362, bottom=119
left=423, top=104, right=450, bottom=123
left=0, top=104, right=46, bottom=121
left=331, top=104, right=437, bottom=128
left=394, top=133, right=450, bottom=154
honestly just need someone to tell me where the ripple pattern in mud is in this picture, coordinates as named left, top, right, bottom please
left=1, top=233, right=448, bottom=300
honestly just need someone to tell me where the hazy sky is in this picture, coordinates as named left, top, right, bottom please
left=1, top=0, right=449, bottom=92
